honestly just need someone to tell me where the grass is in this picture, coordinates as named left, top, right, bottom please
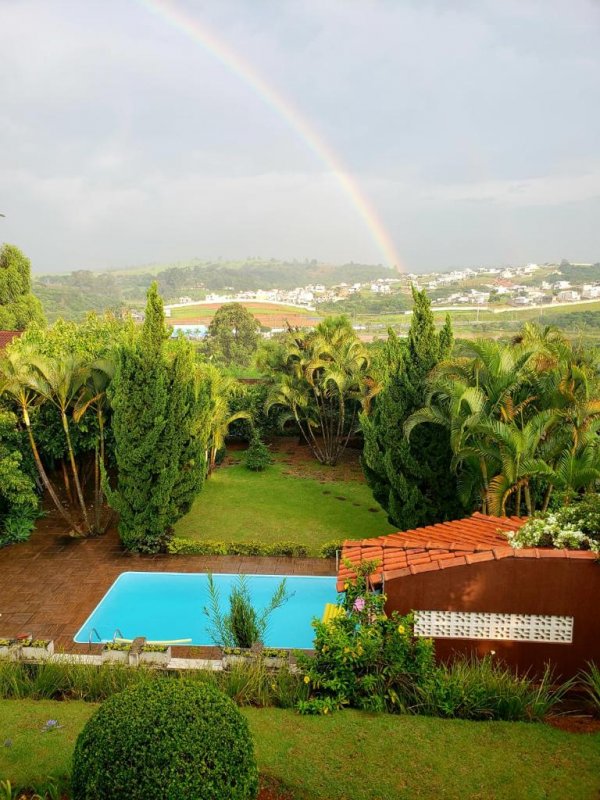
left=173, top=457, right=395, bottom=551
left=1, top=700, right=599, bottom=799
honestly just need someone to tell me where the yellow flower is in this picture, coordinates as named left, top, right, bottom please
left=357, top=645, right=364, bottom=656
left=322, top=645, right=329, bottom=652
left=303, top=675, right=310, bottom=684
left=397, top=625, right=405, bottom=634
left=344, top=582, right=349, bottom=590
left=323, top=707, right=329, bottom=714
left=344, top=647, right=351, bottom=654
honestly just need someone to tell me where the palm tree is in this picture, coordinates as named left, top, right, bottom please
left=265, top=318, right=378, bottom=466
left=0, top=349, right=84, bottom=534
left=28, top=354, right=90, bottom=531
left=196, top=363, right=251, bottom=473
left=73, top=357, right=115, bottom=534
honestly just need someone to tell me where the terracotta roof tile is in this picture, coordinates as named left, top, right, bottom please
left=0, top=330, right=22, bottom=350
left=336, top=513, right=597, bottom=591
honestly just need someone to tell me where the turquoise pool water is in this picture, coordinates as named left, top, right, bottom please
left=74, top=572, right=338, bottom=649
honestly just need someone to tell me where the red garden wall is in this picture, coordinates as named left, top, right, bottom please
left=384, top=557, right=600, bottom=678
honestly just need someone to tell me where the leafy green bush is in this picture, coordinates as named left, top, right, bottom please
left=507, top=494, right=600, bottom=552
left=319, top=540, right=344, bottom=558
left=167, top=537, right=309, bottom=557
left=415, top=658, right=568, bottom=721
left=298, top=562, right=435, bottom=714
left=580, top=661, right=600, bottom=715
left=71, top=680, right=258, bottom=800
left=0, top=508, right=37, bottom=546
left=244, top=432, right=272, bottom=471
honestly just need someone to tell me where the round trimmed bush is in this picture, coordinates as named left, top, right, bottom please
left=71, top=679, right=258, bottom=800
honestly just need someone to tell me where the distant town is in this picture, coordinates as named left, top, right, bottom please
left=164, top=260, right=600, bottom=315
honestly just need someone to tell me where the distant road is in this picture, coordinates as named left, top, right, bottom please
left=165, top=299, right=316, bottom=312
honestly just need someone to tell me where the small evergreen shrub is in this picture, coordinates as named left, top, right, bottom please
left=71, top=680, right=258, bottom=800
left=243, top=433, right=272, bottom=471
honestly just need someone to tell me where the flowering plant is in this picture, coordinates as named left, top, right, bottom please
left=297, top=559, right=434, bottom=715
left=506, top=495, right=600, bottom=554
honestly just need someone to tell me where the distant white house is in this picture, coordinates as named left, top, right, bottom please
left=556, top=290, right=581, bottom=302
left=178, top=296, right=193, bottom=304
left=582, top=284, right=600, bottom=299
left=553, top=281, right=571, bottom=291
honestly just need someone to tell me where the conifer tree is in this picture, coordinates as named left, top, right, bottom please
left=361, top=287, right=465, bottom=529
left=108, top=283, right=205, bottom=552
left=0, top=244, right=45, bottom=329
left=168, top=338, right=207, bottom=521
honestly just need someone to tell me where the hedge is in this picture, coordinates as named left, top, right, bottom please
left=168, top=537, right=310, bottom=557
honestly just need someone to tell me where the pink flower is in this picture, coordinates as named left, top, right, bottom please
left=353, top=597, right=366, bottom=612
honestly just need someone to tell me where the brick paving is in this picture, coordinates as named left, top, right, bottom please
left=0, top=521, right=335, bottom=659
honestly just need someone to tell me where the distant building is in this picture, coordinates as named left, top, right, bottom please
left=178, top=296, right=193, bottom=304
left=553, top=281, right=571, bottom=291
left=556, top=290, right=581, bottom=302
left=581, top=284, right=600, bottom=299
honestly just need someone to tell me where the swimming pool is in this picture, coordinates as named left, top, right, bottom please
left=74, top=572, right=338, bottom=649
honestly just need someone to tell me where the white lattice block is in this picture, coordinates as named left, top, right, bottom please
left=413, top=610, right=573, bottom=644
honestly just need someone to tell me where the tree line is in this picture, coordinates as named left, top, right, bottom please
left=2, top=240, right=599, bottom=549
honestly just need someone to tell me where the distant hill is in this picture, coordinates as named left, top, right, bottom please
left=34, top=258, right=394, bottom=320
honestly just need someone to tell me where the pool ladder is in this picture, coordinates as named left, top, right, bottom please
left=87, top=627, right=124, bottom=650
left=87, top=627, right=101, bottom=649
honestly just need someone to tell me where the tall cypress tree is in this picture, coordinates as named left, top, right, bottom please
left=167, top=338, right=207, bottom=522
left=361, top=287, right=464, bottom=530
left=108, top=283, right=204, bottom=552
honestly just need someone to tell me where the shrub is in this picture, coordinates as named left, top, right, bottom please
left=319, top=540, right=344, bottom=559
left=507, top=494, right=600, bottom=553
left=71, top=680, right=258, bottom=800
left=0, top=509, right=37, bottom=547
left=244, top=432, right=272, bottom=471
left=167, top=537, right=309, bottom=557
left=580, top=661, right=600, bottom=715
left=415, top=658, right=568, bottom=721
left=298, top=561, right=435, bottom=714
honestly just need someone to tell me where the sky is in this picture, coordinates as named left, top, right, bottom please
left=1, top=0, right=599, bottom=274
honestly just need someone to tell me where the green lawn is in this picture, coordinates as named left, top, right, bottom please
left=2, top=700, right=599, bottom=799
left=173, top=458, right=396, bottom=551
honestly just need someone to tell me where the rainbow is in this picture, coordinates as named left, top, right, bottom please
left=136, top=0, right=402, bottom=270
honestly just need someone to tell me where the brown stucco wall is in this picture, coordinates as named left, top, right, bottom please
left=384, top=558, right=600, bottom=678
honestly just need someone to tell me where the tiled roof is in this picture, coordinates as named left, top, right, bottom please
left=0, top=330, right=22, bottom=350
left=337, top=512, right=597, bottom=590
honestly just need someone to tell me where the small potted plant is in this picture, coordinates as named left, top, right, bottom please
left=101, top=641, right=131, bottom=664
left=221, top=645, right=289, bottom=670
left=0, top=637, right=15, bottom=659
left=139, top=644, right=171, bottom=667
left=20, top=638, right=54, bottom=661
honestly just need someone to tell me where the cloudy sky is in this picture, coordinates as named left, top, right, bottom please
left=1, top=0, right=599, bottom=273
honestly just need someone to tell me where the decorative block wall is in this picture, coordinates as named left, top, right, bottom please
left=413, top=610, right=573, bottom=644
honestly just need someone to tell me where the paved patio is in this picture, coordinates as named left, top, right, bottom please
left=0, top=518, right=335, bottom=658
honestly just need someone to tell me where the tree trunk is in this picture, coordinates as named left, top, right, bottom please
left=61, top=458, right=73, bottom=504
left=62, top=411, right=90, bottom=532
left=24, top=419, right=83, bottom=534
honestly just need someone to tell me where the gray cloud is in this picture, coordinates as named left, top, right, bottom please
left=0, top=0, right=599, bottom=272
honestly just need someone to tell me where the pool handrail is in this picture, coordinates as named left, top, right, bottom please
left=87, top=627, right=101, bottom=648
